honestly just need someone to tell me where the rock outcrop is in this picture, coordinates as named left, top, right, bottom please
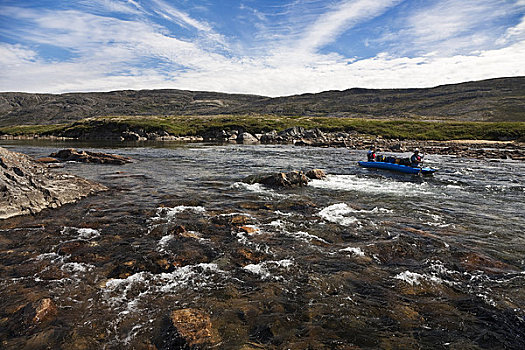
left=0, top=147, right=108, bottom=219
left=50, top=148, right=133, bottom=164
left=244, top=169, right=325, bottom=188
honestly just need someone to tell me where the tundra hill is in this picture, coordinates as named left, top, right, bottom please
left=0, top=76, right=524, bottom=127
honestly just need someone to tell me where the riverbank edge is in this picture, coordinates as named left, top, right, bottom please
left=1, top=130, right=524, bottom=161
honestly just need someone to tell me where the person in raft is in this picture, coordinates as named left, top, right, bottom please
left=410, top=148, right=423, bottom=167
left=367, top=146, right=376, bottom=161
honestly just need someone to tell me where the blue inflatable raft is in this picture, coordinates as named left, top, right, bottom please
left=358, top=161, right=437, bottom=175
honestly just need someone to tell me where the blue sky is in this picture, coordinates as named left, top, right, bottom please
left=1, top=0, right=524, bottom=96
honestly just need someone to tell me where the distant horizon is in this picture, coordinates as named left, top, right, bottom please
left=1, top=1, right=525, bottom=97
left=1, top=76, right=523, bottom=98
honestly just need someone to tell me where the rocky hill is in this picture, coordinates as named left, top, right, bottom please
left=0, top=77, right=524, bottom=126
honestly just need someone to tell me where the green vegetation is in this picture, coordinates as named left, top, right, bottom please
left=2, top=115, right=525, bottom=141
left=0, top=124, right=67, bottom=135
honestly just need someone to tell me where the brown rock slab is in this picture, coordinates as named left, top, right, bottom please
left=35, top=157, right=59, bottom=163
left=170, top=308, right=221, bottom=347
left=50, top=148, right=132, bottom=164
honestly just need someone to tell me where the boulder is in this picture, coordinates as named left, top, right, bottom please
left=0, top=147, right=108, bottom=219
left=244, top=170, right=309, bottom=188
left=305, top=169, right=326, bottom=180
left=121, top=131, right=146, bottom=141
left=279, top=126, right=305, bottom=138
left=50, top=148, right=132, bottom=164
left=259, top=130, right=278, bottom=143
left=237, top=132, right=259, bottom=144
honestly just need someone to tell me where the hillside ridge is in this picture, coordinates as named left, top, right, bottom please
left=1, top=76, right=524, bottom=126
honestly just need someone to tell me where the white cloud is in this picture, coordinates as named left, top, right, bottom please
left=78, top=0, right=143, bottom=15
left=2, top=38, right=524, bottom=96
left=0, top=43, right=37, bottom=66
left=151, top=0, right=211, bottom=32
left=296, top=0, right=401, bottom=53
left=0, top=1, right=524, bottom=96
left=379, top=0, right=525, bottom=55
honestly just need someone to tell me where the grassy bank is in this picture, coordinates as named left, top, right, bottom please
left=1, top=115, right=524, bottom=141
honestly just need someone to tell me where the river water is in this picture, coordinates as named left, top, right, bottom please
left=1, top=141, right=524, bottom=349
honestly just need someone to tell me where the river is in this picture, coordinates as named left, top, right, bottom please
left=1, top=140, right=524, bottom=349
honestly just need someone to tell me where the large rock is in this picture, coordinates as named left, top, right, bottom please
left=237, top=132, right=259, bottom=144
left=305, top=169, right=326, bottom=180
left=50, top=148, right=132, bottom=164
left=244, top=170, right=310, bottom=188
left=0, top=147, right=108, bottom=219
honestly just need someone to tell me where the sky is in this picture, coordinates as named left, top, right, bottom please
left=1, top=0, right=525, bottom=96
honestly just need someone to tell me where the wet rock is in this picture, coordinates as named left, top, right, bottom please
left=305, top=168, right=326, bottom=180
left=244, top=170, right=309, bottom=188
left=50, top=148, right=132, bottom=164
left=458, top=252, right=518, bottom=274
left=0, top=147, right=108, bottom=219
left=57, top=240, right=90, bottom=255
left=153, top=309, right=220, bottom=349
left=7, top=298, right=58, bottom=336
left=250, top=324, right=274, bottom=344
left=232, top=248, right=268, bottom=266
left=168, top=225, right=200, bottom=239
left=211, top=214, right=254, bottom=227
left=32, top=298, right=58, bottom=324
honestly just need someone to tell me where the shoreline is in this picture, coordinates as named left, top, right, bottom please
left=1, top=132, right=524, bottom=161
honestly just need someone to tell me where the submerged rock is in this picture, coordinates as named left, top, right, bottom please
left=7, top=298, right=58, bottom=336
left=153, top=308, right=221, bottom=349
left=0, top=147, right=108, bottom=219
left=50, top=148, right=132, bottom=164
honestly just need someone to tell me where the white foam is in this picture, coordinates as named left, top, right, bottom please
left=243, top=259, right=293, bottom=280
left=61, top=262, right=94, bottom=274
left=287, top=231, right=329, bottom=244
left=103, top=263, right=224, bottom=308
left=318, top=203, right=359, bottom=226
left=310, top=175, right=432, bottom=196
left=267, top=219, right=285, bottom=228
left=157, top=234, right=174, bottom=252
left=339, top=247, right=365, bottom=257
left=394, top=270, right=443, bottom=286
left=60, top=227, right=100, bottom=240
left=152, top=206, right=206, bottom=222
left=231, top=182, right=282, bottom=197
left=77, top=228, right=101, bottom=240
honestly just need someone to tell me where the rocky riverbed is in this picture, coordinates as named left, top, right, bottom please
left=0, top=142, right=524, bottom=349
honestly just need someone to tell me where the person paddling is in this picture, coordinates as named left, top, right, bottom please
left=367, top=146, right=376, bottom=161
left=410, top=148, right=423, bottom=167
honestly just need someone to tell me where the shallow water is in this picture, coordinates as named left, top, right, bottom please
left=1, top=141, right=524, bottom=349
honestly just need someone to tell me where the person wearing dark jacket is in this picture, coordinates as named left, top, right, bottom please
left=367, top=147, right=376, bottom=161
left=410, top=149, right=423, bottom=167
